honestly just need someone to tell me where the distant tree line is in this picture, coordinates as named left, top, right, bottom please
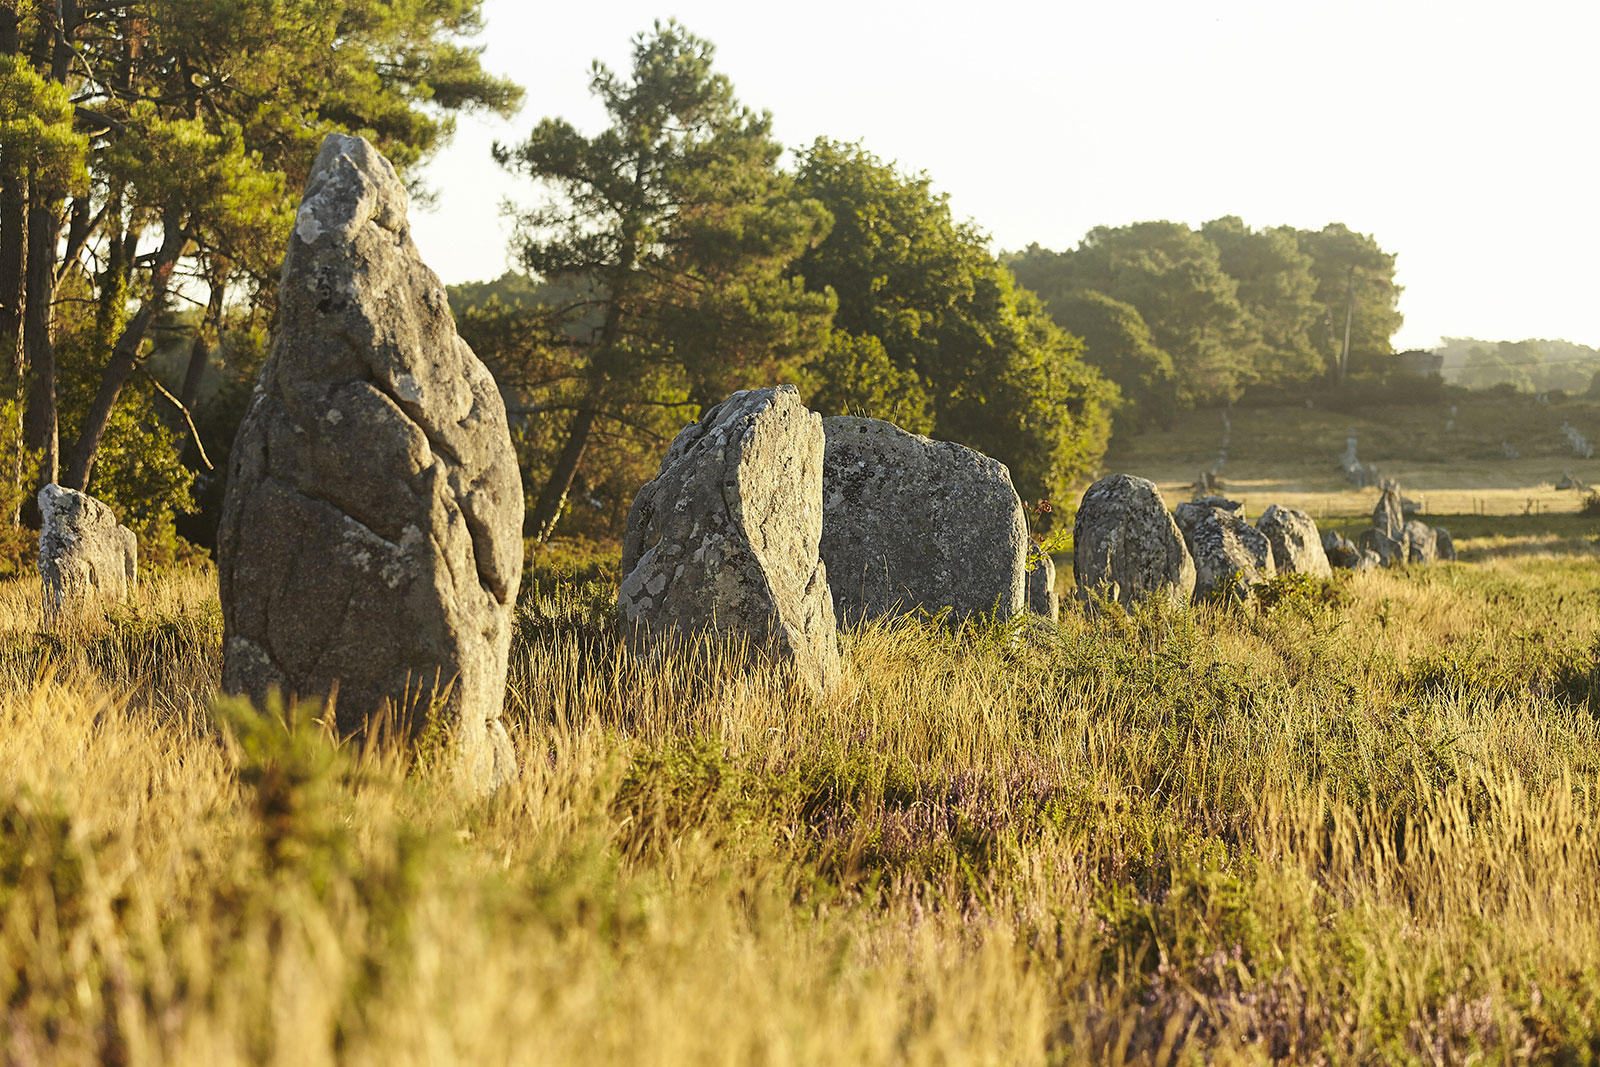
left=1005, top=220, right=1404, bottom=430
left=1435, top=337, right=1600, bottom=394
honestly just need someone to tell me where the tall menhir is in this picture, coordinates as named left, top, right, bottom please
left=217, top=133, right=524, bottom=791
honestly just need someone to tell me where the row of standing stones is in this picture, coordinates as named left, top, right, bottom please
left=30, top=132, right=1460, bottom=796
left=613, top=387, right=1045, bottom=697
left=1073, top=475, right=1457, bottom=611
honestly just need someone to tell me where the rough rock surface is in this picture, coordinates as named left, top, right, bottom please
left=38, top=484, right=136, bottom=620
left=218, top=133, right=523, bottom=790
left=1403, top=520, right=1439, bottom=565
left=1435, top=527, right=1457, bottom=562
left=1372, top=487, right=1405, bottom=540
left=619, top=387, right=839, bottom=691
left=1072, top=475, right=1196, bottom=608
left=820, top=416, right=1027, bottom=624
left=1193, top=495, right=1243, bottom=512
left=1357, top=526, right=1406, bottom=567
left=1027, top=553, right=1058, bottom=622
left=1175, top=501, right=1276, bottom=601
left=1322, top=530, right=1359, bottom=570
left=1256, top=504, right=1332, bottom=579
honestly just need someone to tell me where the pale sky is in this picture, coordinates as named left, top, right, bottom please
left=410, top=0, right=1600, bottom=353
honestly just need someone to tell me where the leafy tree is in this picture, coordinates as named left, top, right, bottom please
left=495, top=21, right=832, bottom=540
left=1009, top=222, right=1253, bottom=406
left=1200, top=216, right=1321, bottom=385
left=1294, top=223, right=1403, bottom=381
left=793, top=140, right=1116, bottom=506
left=1, top=0, right=520, bottom=526
left=1031, top=287, right=1176, bottom=432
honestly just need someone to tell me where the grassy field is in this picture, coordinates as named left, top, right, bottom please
left=4, top=507, right=1600, bottom=1064
left=1105, top=390, right=1600, bottom=519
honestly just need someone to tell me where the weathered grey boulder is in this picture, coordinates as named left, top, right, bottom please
left=1073, top=474, right=1196, bottom=608
left=218, top=133, right=523, bottom=791
left=1175, top=500, right=1276, bottom=601
left=619, top=387, right=839, bottom=691
left=1027, top=552, right=1058, bottom=622
left=1435, top=527, right=1457, bottom=562
left=1372, top=487, right=1405, bottom=540
left=1256, top=504, right=1332, bottom=579
left=1403, top=520, right=1439, bottom=565
left=1357, top=526, right=1406, bottom=567
left=820, top=416, right=1027, bottom=624
left=37, top=484, right=137, bottom=620
left=1322, top=530, right=1359, bottom=570
left=1193, top=495, right=1243, bottom=512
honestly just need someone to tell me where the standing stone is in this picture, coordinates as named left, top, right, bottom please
left=820, top=416, right=1027, bottom=625
left=1372, top=486, right=1405, bottom=541
left=1402, top=520, right=1439, bottom=565
left=37, top=484, right=137, bottom=621
left=1322, top=530, right=1360, bottom=570
left=218, top=133, right=524, bottom=791
left=1175, top=500, right=1276, bottom=601
left=1256, top=504, right=1332, bottom=579
left=1435, top=528, right=1457, bottom=562
left=1027, top=552, right=1058, bottom=622
left=1072, top=474, right=1196, bottom=608
left=1357, top=526, right=1406, bottom=567
left=618, top=386, right=839, bottom=691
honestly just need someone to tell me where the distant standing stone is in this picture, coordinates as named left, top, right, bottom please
left=1027, top=552, right=1058, bottom=622
left=1175, top=500, right=1276, bottom=601
left=820, top=416, right=1027, bottom=625
left=1256, top=504, right=1332, bottom=579
left=1073, top=474, right=1196, bottom=608
left=1402, top=520, right=1439, bottom=565
left=619, top=387, right=840, bottom=692
left=1357, top=526, right=1406, bottom=567
left=1435, top=528, right=1457, bottom=562
left=218, top=133, right=524, bottom=792
left=1322, top=530, right=1359, bottom=570
left=1372, top=486, right=1405, bottom=541
left=37, top=484, right=137, bottom=621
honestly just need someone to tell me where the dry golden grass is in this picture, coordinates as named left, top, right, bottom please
left=3, top=524, right=1600, bottom=1064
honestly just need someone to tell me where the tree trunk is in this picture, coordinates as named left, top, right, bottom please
left=61, top=225, right=186, bottom=491
left=0, top=0, right=20, bottom=378
left=526, top=403, right=599, bottom=541
left=22, top=189, right=62, bottom=492
left=1, top=4, right=25, bottom=525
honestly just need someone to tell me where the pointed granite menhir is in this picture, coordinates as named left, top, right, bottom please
left=217, top=133, right=524, bottom=791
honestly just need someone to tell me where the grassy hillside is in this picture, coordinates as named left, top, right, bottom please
left=4, top=518, right=1600, bottom=1063
left=1105, top=391, right=1600, bottom=518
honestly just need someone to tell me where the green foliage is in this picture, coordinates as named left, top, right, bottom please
left=1025, top=286, right=1176, bottom=432
left=803, top=330, right=933, bottom=434
left=0, top=401, right=37, bottom=578
left=1011, top=218, right=1406, bottom=418
left=4, top=0, right=522, bottom=519
left=1009, top=221, right=1254, bottom=406
left=1439, top=335, right=1600, bottom=393
left=0, top=53, right=87, bottom=192
left=494, top=21, right=832, bottom=538
left=792, top=140, right=1116, bottom=505
left=1297, top=222, right=1404, bottom=377
left=1200, top=216, right=1321, bottom=384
